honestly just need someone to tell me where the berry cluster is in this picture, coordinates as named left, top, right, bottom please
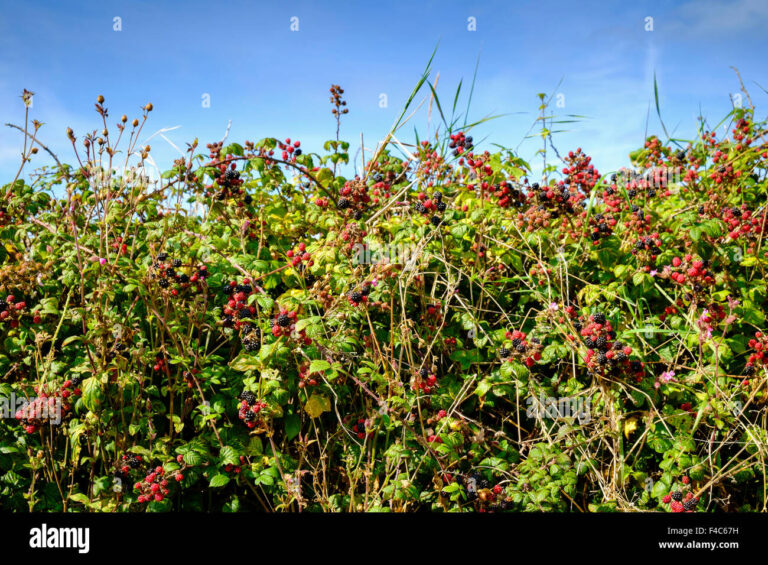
left=204, top=142, right=244, bottom=200
left=110, top=235, right=129, bottom=255
left=329, top=84, right=348, bottom=119
left=134, top=466, right=170, bottom=503
left=586, top=212, right=615, bottom=245
left=0, top=295, right=39, bottom=328
left=492, top=180, right=526, bottom=209
left=271, top=308, right=311, bottom=345
left=286, top=242, right=313, bottom=269
left=121, top=453, right=143, bottom=471
left=221, top=279, right=256, bottom=330
left=238, top=390, right=267, bottom=429
left=346, top=283, right=370, bottom=307
left=461, top=472, right=509, bottom=511
left=664, top=255, right=715, bottom=297
left=297, top=361, right=320, bottom=388
left=414, top=190, right=447, bottom=227
left=277, top=137, right=301, bottom=162
left=337, top=178, right=371, bottom=219
left=351, top=418, right=371, bottom=439
left=661, top=476, right=699, bottom=512
left=722, top=205, right=766, bottom=249
left=500, top=330, right=541, bottom=368
left=631, top=233, right=662, bottom=266
left=562, top=148, right=600, bottom=193
left=413, top=366, right=438, bottom=394
left=153, top=253, right=208, bottom=296
left=743, top=331, right=768, bottom=378
left=152, top=354, right=168, bottom=372
left=448, top=131, right=473, bottom=157
left=579, top=312, right=643, bottom=380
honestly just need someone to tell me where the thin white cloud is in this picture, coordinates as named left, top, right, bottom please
left=671, top=0, right=768, bottom=36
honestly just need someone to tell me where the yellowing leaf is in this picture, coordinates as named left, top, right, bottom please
left=623, top=418, right=638, bottom=439
left=304, top=394, right=331, bottom=418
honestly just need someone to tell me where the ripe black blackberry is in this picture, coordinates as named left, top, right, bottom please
left=166, top=267, right=176, bottom=278
left=595, top=336, right=607, bottom=350
left=172, top=258, right=182, bottom=268
left=596, top=353, right=607, bottom=364
left=353, top=210, right=363, bottom=220
left=436, top=201, right=447, bottom=212
left=360, top=285, right=370, bottom=296
left=177, top=274, right=189, bottom=284
left=499, top=347, right=510, bottom=358
left=511, top=338, right=521, bottom=348
left=515, top=344, right=526, bottom=353
left=430, top=215, right=442, bottom=226
left=627, top=189, right=637, bottom=198
left=243, top=410, right=256, bottom=422
left=415, top=202, right=427, bottom=214
left=671, top=491, right=683, bottom=502
left=348, top=291, right=362, bottom=303
left=592, top=312, right=606, bottom=324
left=238, top=308, right=251, bottom=319
left=240, top=390, right=257, bottom=405
left=224, top=169, right=240, bottom=182
left=614, top=351, right=627, bottom=362
left=243, top=194, right=252, bottom=205
left=276, top=313, right=291, bottom=327
left=682, top=498, right=698, bottom=511
left=337, top=197, right=350, bottom=210
left=243, top=337, right=259, bottom=352
left=584, top=337, right=595, bottom=349
left=433, top=191, right=443, bottom=202
left=744, top=364, right=755, bottom=376
left=235, top=284, right=252, bottom=294
left=158, top=278, right=169, bottom=288
left=573, top=321, right=582, bottom=331
left=158, top=252, right=168, bottom=261
left=418, top=367, right=429, bottom=379
left=124, top=454, right=141, bottom=469
left=222, top=283, right=234, bottom=295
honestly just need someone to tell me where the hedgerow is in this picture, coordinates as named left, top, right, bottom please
left=1, top=81, right=767, bottom=513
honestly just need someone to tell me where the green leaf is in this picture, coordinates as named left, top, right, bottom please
left=209, top=474, right=231, bottom=488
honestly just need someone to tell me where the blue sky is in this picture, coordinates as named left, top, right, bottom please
left=1, top=0, right=767, bottom=182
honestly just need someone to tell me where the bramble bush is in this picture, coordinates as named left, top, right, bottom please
left=1, top=80, right=767, bottom=513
